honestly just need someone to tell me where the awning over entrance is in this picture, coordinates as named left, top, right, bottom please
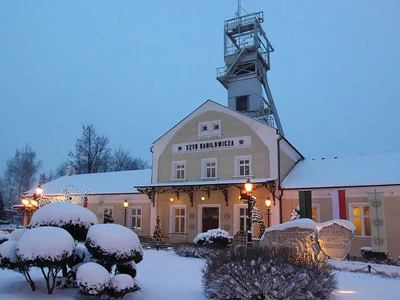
left=134, top=177, right=277, bottom=207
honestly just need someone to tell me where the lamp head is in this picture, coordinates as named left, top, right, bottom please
left=123, top=200, right=129, bottom=209
left=265, top=197, right=272, bottom=208
left=244, top=179, right=252, bottom=193
left=36, top=185, right=43, bottom=196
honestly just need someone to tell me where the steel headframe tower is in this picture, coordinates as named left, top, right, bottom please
left=216, top=9, right=284, bottom=136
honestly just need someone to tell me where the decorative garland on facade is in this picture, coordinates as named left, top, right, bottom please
left=137, top=180, right=276, bottom=207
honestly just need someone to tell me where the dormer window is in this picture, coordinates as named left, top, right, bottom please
left=198, top=120, right=221, bottom=137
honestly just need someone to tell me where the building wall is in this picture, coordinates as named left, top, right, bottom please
left=87, top=193, right=152, bottom=238
left=282, top=186, right=400, bottom=259
left=157, top=110, right=273, bottom=183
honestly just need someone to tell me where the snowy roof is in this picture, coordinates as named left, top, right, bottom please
left=134, top=177, right=276, bottom=188
left=24, top=169, right=152, bottom=196
left=281, top=151, right=400, bottom=189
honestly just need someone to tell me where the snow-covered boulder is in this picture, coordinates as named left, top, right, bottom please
left=29, top=202, right=98, bottom=241
left=85, top=224, right=143, bottom=270
left=76, top=262, right=109, bottom=296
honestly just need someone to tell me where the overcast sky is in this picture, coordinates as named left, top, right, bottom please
left=1, top=1, right=399, bottom=175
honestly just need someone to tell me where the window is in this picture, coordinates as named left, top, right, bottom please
left=239, top=207, right=249, bottom=232
left=198, top=120, right=221, bottom=137
left=234, top=155, right=251, bottom=177
left=350, top=204, right=371, bottom=236
left=172, top=160, right=186, bottom=180
left=171, top=206, right=186, bottom=234
left=312, top=204, right=319, bottom=223
left=131, top=207, right=142, bottom=230
left=104, top=206, right=114, bottom=223
left=236, top=96, right=249, bottom=111
left=201, top=158, right=217, bottom=179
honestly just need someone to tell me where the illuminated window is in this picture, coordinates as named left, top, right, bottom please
left=172, top=160, right=186, bottom=180
left=312, top=204, right=320, bottom=223
left=350, top=204, right=371, bottom=236
left=131, top=207, right=142, bottom=230
left=234, top=155, right=251, bottom=177
left=201, top=158, right=217, bottom=179
left=171, top=206, right=186, bottom=234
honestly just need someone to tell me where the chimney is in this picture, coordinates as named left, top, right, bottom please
left=66, top=165, right=76, bottom=176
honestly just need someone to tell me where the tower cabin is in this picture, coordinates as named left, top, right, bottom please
left=216, top=10, right=284, bottom=136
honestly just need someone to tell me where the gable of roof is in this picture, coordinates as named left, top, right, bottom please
left=281, top=151, right=400, bottom=189
left=24, top=169, right=152, bottom=196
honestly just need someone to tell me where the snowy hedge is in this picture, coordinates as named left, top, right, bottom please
left=202, top=246, right=337, bottom=299
left=175, top=244, right=217, bottom=258
left=193, top=228, right=233, bottom=247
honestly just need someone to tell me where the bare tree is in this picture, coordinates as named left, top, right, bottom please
left=68, top=125, right=111, bottom=174
left=39, top=161, right=72, bottom=184
left=4, top=144, right=41, bottom=205
left=110, top=146, right=149, bottom=171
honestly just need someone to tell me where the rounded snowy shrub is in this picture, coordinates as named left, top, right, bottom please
left=0, top=231, right=9, bottom=245
left=8, top=228, right=28, bottom=241
left=29, top=202, right=98, bottom=241
left=175, top=244, right=217, bottom=258
left=0, top=240, right=18, bottom=268
left=193, top=228, right=233, bottom=247
left=202, top=246, right=337, bottom=299
left=115, top=260, right=137, bottom=278
left=85, top=224, right=143, bottom=271
left=16, top=226, right=75, bottom=294
left=76, top=262, right=109, bottom=297
left=107, top=274, right=140, bottom=299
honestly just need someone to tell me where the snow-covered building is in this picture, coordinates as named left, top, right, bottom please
left=20, top=8, right=400, bottom=260
left=280, top=152, right=400, bottom=259
left=22, top=169, right=153, bottom=238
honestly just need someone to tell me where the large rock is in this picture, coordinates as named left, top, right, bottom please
left=260, top=218, right=356, bottom=262
left=317, top=220, right=355, bottom=260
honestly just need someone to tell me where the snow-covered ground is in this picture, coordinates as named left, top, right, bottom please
left=0, top=248, right=399, bottom=299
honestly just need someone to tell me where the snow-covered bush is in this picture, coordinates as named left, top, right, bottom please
left=202, top=246, right=337, bottom=299
left=0, top=239, right=36, bottom=291
left=193, top=228, right=233, bottom=247
left=16, top=226, right=75, bottom=294
left=175, top=244, right=216, bottom=258
left=8, top=228, right=28, bottom=241
left=115, top=260, right=137, bottom=278
left=107, top=274, right=140, bottom=299
left=76, top=262, right=109, bottom=297
left=29, top=202, right=98, bottom=241
left=0, top=230, right=9, bottom=244
left=85, top=224, right=143, bottom=271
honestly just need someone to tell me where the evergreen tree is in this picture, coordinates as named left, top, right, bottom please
left=152, top=215, right=164, bottom=242
left=258, top=221, right=266, bottom=239
left=291, top=206, right=300, bottom=220
left=0, top=193, right=6, bottom=220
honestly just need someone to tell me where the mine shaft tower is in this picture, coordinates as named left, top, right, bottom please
left=216, top=8, right=284, bottom=136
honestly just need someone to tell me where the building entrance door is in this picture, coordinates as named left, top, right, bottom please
left=202, top=207, right=219, bottom=232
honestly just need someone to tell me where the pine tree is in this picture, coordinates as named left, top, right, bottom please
left=152, top=215, right=164, bottom=242
left=258, top=220, right=266, bottom=238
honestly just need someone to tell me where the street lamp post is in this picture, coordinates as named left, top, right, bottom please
left=240, top=179, right=254, bottom=247
left=21, top=184, right=42, bottom=227
left=265, top=197, right=272, bottom=227
left=123, top=200, right=129, bottom=227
